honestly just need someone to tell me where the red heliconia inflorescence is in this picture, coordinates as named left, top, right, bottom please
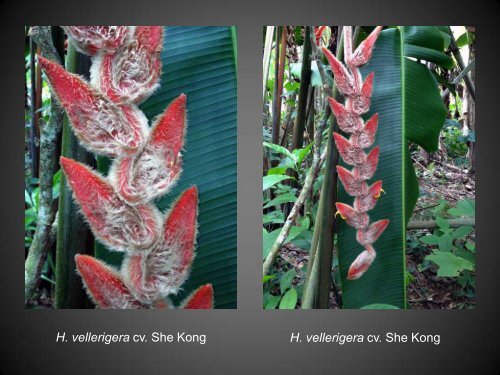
left=37, top=56, right=149, bottom=157
left=41, top=26, right=214, bottom=309
left=60, top=157, right=162, bottom=253
left=92, top=26, right=164, bottom=104
left=62, top=26, right=130, bottom=56
left=109, top=94, right=186, bottom=204
left=182, top=284, right=214, bottom=309
left=323, top=26, right=389, bottom=280
left=314, top=26, right=327, bottom=46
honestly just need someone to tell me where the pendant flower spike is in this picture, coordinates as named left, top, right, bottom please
left=41, top=26, right=213, bottom=309
left=314, top=26, right=327, bottom=46
left=323, top=26, right=389, bottom=280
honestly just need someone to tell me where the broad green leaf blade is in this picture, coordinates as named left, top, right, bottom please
left=262, top=275, right=276, bottom=283
left=263, top=228, right=280, bottom=259
left=452, top=225, right=473, bottom=239
left=98, top=26, right=237, bottom=309
left=25, top=190, right=33, bottom=207
left=405, top=45, right=453, bottom=69
left=360, top=303, right=399, bottom=309
left=404, top=60, right=447, bottom=152
left=337, top=27, right=447, bottom=309
left=404, top=26, right=445, bottom=50
left=262, top=226, right=304, bottom=259
left=267, top=167, right=288, bottom=175
left=293, top=143, right=313, bottom=167
left=435, top=216, right=450, bottom=230
left=456, top=31, right=475, bottom=47
left=425, top=251, right=475, bottom=277
left=263, top=175, right=293, bottom=190
left=338, top=29, right=405, bottom=309
left=25, top=208, right=37, bottom=227
left=438, top=234, right=453, bottom=252
left=264, top=294, right=281, bottom=309
left=420, top=234, right=440, bottom=245
left=434, top=26, right=452, bottom=49
left=448, top=199, right=475, bottom=217
left=263, top=193, right=297, bottom=209
left=263, top=210, right=285, bottom=225
left=279, top=288, right=298, bottom=309
left=263, top=141, right=295, bottom=161
left=280, top=269, right=297, bottom=294
left=150, top=26, right=237, bottom=309
left=291, top=61, right=331, bottom=87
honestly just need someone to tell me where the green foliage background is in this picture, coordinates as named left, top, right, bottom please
left=96, top=26, right=237, bottom=309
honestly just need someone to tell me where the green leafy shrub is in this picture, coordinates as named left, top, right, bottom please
left=263, top=269, right=299, bottom=309
left=441, top=119, right=469, bottom=159
left=419, top=199, right=475, bottom=286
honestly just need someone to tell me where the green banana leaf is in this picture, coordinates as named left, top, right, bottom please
left=96, top=26, right=237, bottom=309
left=337, top=27, right=447, bottom=309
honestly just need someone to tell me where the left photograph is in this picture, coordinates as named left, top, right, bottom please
left=24, top=26, right=237, bottom=309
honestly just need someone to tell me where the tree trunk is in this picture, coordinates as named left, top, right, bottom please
left=29, top=38, right=39, bottom=178
left=465, top=40, right=475, bottom=173
left=271, top=27, right=286, bottom=148
left=291, top=26, right=312, bottom=151
left=302, top=27, right=346, bottom=309
left=24, top=26, right=65, bottom=305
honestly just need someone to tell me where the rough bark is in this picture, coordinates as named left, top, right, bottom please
left=29, top=38, right=39, bottom=178
left=24, top=26, right=64, bottom=305
left=407, top=218, right=475, bottom=230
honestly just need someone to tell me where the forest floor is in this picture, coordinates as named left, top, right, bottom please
left=406, top=152, right=475, bottom=309
left=271, top=151, right=476, bottom=309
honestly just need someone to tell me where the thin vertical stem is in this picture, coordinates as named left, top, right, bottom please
left=271, top=27, right=286, bottom=146
left=29, top=37, right=39, bottom=178
left=55, top=42, right=95, bottom=309
left=302, top=27, right=358, bottom=309
left=263, top=26, right=275, bottom=100
left=448, top=27, right=475, bottom=102
left=292, top=26, right=312, bottom=151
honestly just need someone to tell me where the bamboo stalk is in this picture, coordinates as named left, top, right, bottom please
left=263, top=26, right=275, bottom=100
left=262, top=149, right=327, bottom=275
left=54, top=41, right=95, bottom=309
left=262, top=64, right=329, bottom=275
left=291, top=26, right=312, bottom=151
left=263, top=29, right=334, bottom=277
left=305, top=87, right=315, bottom=143
left=271, top=27, right=286, bottom=147
left=302, top=27, right=355, bottom=309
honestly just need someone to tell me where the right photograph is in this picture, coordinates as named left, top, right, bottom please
left=262, top=26, right=476, bottom=309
